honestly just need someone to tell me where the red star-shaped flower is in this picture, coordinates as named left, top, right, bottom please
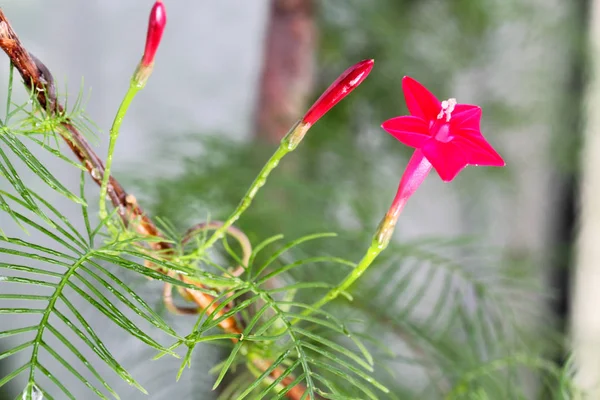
left=381, top=76, right=505, bottom=181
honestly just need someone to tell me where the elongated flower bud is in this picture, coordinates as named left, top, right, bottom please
left=283, top=59, right=374, bottom=150
left=302, top=59, right=374, bottom=126
left=142, top=1, right=167, bottom=67
left=133, top=1, right=167, bottom=87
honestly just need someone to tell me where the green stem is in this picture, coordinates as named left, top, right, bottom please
left=196, top=121, right=308, bottom=257
left=308, top=238, right=384, bottom=313
left=98, top=81, right=142, bottom=221
left=298, top=151, right=431, bottom=318
left=293, top=209, right=399, bottom=323
left=200, top=146, right=290, bottom=250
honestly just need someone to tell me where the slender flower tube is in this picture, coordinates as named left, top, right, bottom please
left=374, top=149, right=432, bottom=248
left=307, top=76, right=505, bottom=314
left=284, top=59, right=375, bottom=149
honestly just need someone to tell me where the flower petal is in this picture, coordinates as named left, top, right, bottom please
left=422, top=139, right=468, bottom=182
left=402, top=76, right=441, bottom=121
left=450, top=105, right=481, bottom=132
left=452, top=104, right=480, bottom=114
left=381, top=116, right=431, bottom=148
left=452, top=133, right=505, bottom=166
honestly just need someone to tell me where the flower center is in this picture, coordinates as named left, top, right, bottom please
left=429, top=98, right=457, bottom=143
left=436, top=98, right=457, bottom=122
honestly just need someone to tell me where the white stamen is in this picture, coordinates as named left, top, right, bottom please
left=436, top=98, right=457, bottom=122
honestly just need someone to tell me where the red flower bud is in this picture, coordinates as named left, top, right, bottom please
left=141, top=0, right=167, bottom=67
left=302, top=59, right=374, bottom=126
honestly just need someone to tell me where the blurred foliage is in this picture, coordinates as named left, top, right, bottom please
left=316, top=0, right=521, bottom=135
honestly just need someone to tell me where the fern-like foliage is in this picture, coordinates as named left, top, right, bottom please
left=0, top=67, right=391, bottom=400
left=0, top=77, right=193, bottom=399
left=347, top=238, right=569, bottom=398
left=165, top=232, right=389, bottom=399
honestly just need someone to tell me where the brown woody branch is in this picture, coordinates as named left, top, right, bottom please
left=0, top=11, right=165, bottom=247
left=0, top=8, right=307, bottom=399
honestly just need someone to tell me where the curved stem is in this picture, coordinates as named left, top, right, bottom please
left=182, top=221, right=252, bottom=274
left=162, top=270, right=201, bottom=315
left=163, top=221, right=253, bottom=317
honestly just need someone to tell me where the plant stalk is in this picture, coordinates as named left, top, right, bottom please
left=310, top=240, right=383, bottom=312
left=99, top=80, right=142, bottom=221
left=197, top=121, right=309, bottom=255
left=304, top=150, right=432, bottom=317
